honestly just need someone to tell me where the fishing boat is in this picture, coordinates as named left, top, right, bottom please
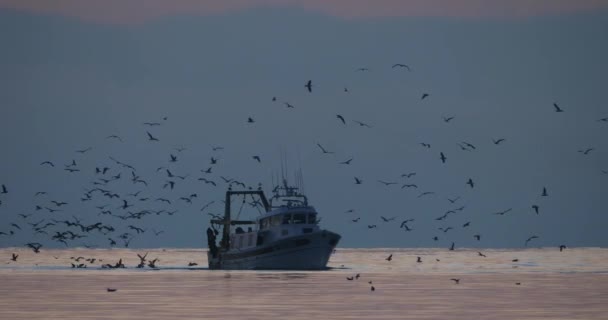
left=206, top=182, right=341, bottom=270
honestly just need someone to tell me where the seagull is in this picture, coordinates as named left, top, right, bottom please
left=386, top=254, right=393, bottom=261
left=392, top=63, right=411, bottom=71
left=440, top=152, right=447, bottom=163
left=493, top=138, right=506, bottom=145
left=316, top=143, right=334, bottom=154
left=532, top=205, right=540, bottom=214
left=354, top=177, right=362, bottom=185
left=401, top=184, right=418, bottom=189
left=76, top=147, right=92, bottom=154
left=578, top=148, right=594, bottom=155
left=553, top=103, right=564, bottom=112
left=462, top=222, right=471, bottom=228
left=247, top=117, right=255, bottom=123
left=449, top=242, right=455, bottom=251
left=450, top=278, right=460, bottom=284
left=26, top=242, right=43, bottom=253
left=143, top=122, right=161, bottom=126
left=447, top=196, right=461, bottom=204
left=525, top=235, right=539, bottom=247
left=466, top=178, right=474, bottom=188
left=380, top=216, right=396, bottom=222
left=416, top=256, right=422, bottom=263
left=107, top=288, right=117, bottom=292
left=400, top=219, right=414, bottom=228
left=11, top=253, right=18, bottom=261
left=305, top=80, right=312, bottom=93
left=170, top=154, right=178, bottom=162
left=494, top=208, right=512, bottom=216
left=346, top=276, right=354, bottom=281
left=378, top=181, right=398, bottom=186
left=146, top=131, right=159, bottom=141
left=420, top=143, right=431, bottom=148
left=418, top=191, right=435, bottom=198
left=352, top=120, right=372, bottom=128
left=336, top=115, right=346, bottom=125
left=40, top=161, right=55, bottom=167
left=252, top=156, right=261, bottom=163
left=597, top=117, right=608, bottom=122
left=284, top=102, right=295, bottom=109
left=356, top=67, right=369, bottom=72
left=443, top=116, right=455, bottom=123
left=542, top=187, right=548, bottom=197
left=559, top=245, right=567, bottom=252
left=106, top=135, right=123, bottom=142
left=474, top=234, right=481, bottom=241
left=340, top=158, right=353, bottom=165
left=367, top=225, right=377, bottom=229
left=478, top=252, right=487, bottom=257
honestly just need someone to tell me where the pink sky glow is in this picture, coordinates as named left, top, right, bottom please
left=1, top=0, right=607, bottom=24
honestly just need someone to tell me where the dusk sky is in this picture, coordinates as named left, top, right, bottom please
left=0, top=1, right=607, bottom=249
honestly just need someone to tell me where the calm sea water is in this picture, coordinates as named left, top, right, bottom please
left=1, top=247, right=607, bottom=319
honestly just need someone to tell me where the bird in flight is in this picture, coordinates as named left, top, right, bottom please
left=421, top=93, right=430, bottom=100
left=532, top=205, right=540, bottom=214
left=26, top=242, right=43, bottom=253
left=559, top=245, right=567, bottom=252
left=336, top=115, right=346, bottom=125
left=284, top=102, right=295, bottom=109
left=247, top=117, right=255, bottom=123
left=466, top=178, right=475, bottom=188
left=493, top=138, right=506, bottom=145
left=352, top=120, right=372, bottom=128
left=386, top=254, right=393, bottom=261
left=106, top=135, right=123, bottom=142
left=474, top=234, right=481, bottom=241
left=380, top=216, right=396, bottom=222
left=525, top=235, right=539, bottom=246
left=478, top=252, right=487, bottom=257
left=443, top=116, right=455, bottom=123
left=440, top=152, right=447, bottom=163
left=493, top=208, right=513, bottom=216
left=401, top=184, right=418, bottom=189
left=354, top=177, right=362, bottom=185
left=378, top=180, right=398, bottom=186
left=420, top=143, right=431, bottom=149
left=76, top=147, right=92, bottom=154
left=450, top=278, right=460, bottom=284
left=40, top=161, right=55, bottom=167
left=447, top=196, right=461, bottom=204
left=356, top=67, right=369, bottom=72
left=542, top=187, right=548, bottom=197
left=340, top=158, right=353, bottom=165
left=418, top=191, right=435, bottom=198
left=316, top=143, right=334, bottom=154
left=578, top=148, right=594, bottom=155
left=401, top=172, right=416, bottom=178
left=1, top=184, right=7, bottom=194
left=252, top=156, right=261, bottom=163
left=146, top=131, right=159, bottom=142
left=392, top=64, right=411, bottom=71
left=305, top=80, right=312, bottom=93
left=553, top=103, right=564, bottom=112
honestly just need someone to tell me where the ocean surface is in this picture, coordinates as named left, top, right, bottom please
left=0, top=247, right=606, bottom=319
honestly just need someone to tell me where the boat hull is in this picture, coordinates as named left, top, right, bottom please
left=208, top=230, right=340, bottom=270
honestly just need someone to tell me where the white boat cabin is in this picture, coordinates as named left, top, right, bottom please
left=229, top=206, right=320, bottom=251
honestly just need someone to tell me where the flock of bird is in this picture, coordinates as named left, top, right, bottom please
left=0, top=62, right=606, bottom=291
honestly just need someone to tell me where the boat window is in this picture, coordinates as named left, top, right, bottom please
left=271, top=215, right=282, bottom=226
left=282, top=214, right=292, bottom=224
left=293, top=213, right=306, bottom=224
left=260, top=218, right=269, bottom=230
left=307, top=213, right=317, bottom=224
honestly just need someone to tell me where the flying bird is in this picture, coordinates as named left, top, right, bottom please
left=26, top=242, right=43, bottom=253
left=532, top=205, right=540, bottom=214
left=336, top=115, right=346, bottom=125
left=493, top=138, right=506, bottom=145
left=40, top=161, right=55, bottom=167
left=247, top=117, right=255, bottom=123
left=386, top=254, right=393, bottom=261
left=146, top=131, right=159, bottom=141
left=252, top=156, right=261, bottom=163
left=305, top=80, right=312, bottom=93
left=440, top=152, right=447, bottom=163
left=578, top=148, right=594, bottom=155
left=421, top=93, right=430, bottom=100
left=466, top=178, right=474, bottom=188
left=354, top=177, right=362, bottom=185
left=559, top=245, right=567, bottom=252
left=316, top=143, right=334, bottom=154
left=353, top=120, right=372, bottom=128
left=553, top=103, right=564, bottom=112
left=340, top=158, right=353, bottom=165
left=76, top=147, right=92, bottom=154
left=525, top=235, right=539, bottom=246
left=443, top=116, right=455, bottom=123
left=392, top=63, right=411, bottom=71
left=542, top=187, right=548, bottom=197
left=450, top=278, right=460, bottom=284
